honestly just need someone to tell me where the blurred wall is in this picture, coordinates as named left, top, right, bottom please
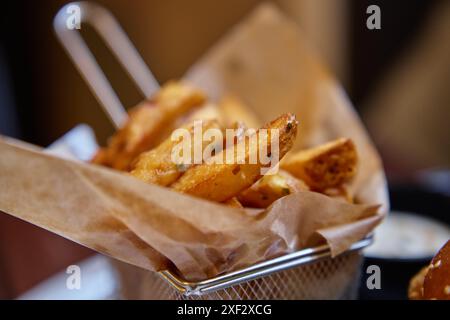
left=3, top=0, right=350, bottom=147
left=364, top=1, right=450, bottom=171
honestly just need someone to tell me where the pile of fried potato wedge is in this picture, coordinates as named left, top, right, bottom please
left=92, top=81, right=358, bottom=209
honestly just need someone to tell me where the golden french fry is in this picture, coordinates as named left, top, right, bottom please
left=91, top=81, right=206, bottom=171
left=223, top=197, right=244, bottom=208
left=219, top=95, right=260, bottom=129
left=91, top=148, right=108, bottom=165
left=238, top=170, right=309, bottom=208
left=130, top=119, right=223, bottom=186
left=171, top=113, right=298, bottom=202
left=281, top=138, right=357, bottom=191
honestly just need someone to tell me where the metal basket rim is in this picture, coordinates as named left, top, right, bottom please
left=159, top=236, right=373, bottom=295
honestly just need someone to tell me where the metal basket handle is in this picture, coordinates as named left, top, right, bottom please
left=53, top=1, right=159, bottom=128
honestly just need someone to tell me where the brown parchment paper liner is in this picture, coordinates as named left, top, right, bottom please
left=0, top=4, right=387, bottom=282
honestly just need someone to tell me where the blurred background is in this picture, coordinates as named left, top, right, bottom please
left=0, top=0, right=449, bottom=299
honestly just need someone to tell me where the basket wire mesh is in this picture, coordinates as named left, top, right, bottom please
left=113, top=238, right=369, bottom=300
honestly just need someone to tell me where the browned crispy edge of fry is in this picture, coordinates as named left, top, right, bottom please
left=281, top=138, right=357, bottom=191
left=223, top=197, right=244, bottom=208
left=171, top=113, right=298, bottom=202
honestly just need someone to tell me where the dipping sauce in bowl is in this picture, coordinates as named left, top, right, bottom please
left=365, top=211, right=450, bottom=260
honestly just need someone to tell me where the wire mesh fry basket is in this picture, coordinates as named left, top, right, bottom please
left=54, top=2, right=373, bottom=300
left=113, top=237, right=370, bottom=300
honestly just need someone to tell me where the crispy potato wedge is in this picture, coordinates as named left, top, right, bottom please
left=223, top=197, right=244, bottom=208
left=281, top=138, right=357, bottom=191
left=171, top=113, right=298, bottom=202
left=91, top=82, right=206, bottom=170
left=219, top=95, right=260, bottom=129
left=130, top=119, right=223, bottom=186
left=238, top=170, right=309, bottom=208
